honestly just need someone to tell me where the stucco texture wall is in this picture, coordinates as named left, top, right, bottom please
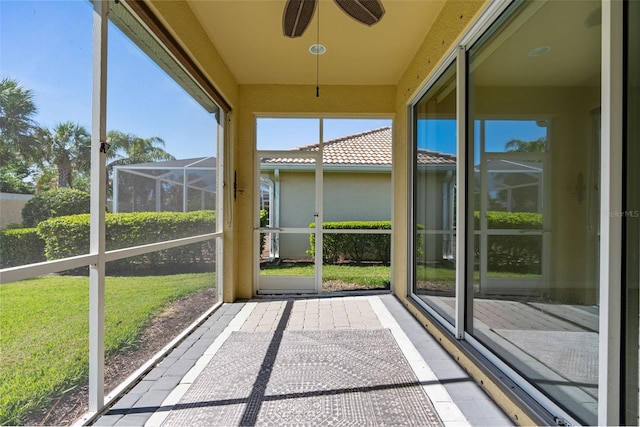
left=264, top=170, right=392, bottom=259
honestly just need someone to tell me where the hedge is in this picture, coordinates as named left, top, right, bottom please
left=0, top=228, right=46, bottom=268
left=22, top=188, right=90, bottom=227
left=474, top=211, right=542, bottom=274
left=36, top=210, right=216, bottom=275
left=308, top=221, right=393, bottom=264
left=474, top=211, right=542, bottom=229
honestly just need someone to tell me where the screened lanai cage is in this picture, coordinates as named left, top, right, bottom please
left=112, top=157, right=216, bottom=213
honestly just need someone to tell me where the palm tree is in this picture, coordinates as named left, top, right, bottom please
left=0, top=78, right=38, bottom=164
left=106, top=131, right=175, bottom=170
left=36, top=122, right=91, bottom=188
left=504, top=136, right=547, bottom=153
left=105, top=131, right=176, bottom=204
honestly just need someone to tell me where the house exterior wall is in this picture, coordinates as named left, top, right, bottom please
left=263, top=170, right=393, bottom=259
left=0, top=193, right=33, bottom=229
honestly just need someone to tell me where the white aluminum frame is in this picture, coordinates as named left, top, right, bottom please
left=598, top=0, right=624, bottom=424
left=89, top=0, right=108, bottom=410
left=455, top=45, right=467, bottom=340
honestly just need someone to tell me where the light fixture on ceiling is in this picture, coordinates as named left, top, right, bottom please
left=528, top=45, right=551, bottom=57
left=309, top=44, right=326, bottom=55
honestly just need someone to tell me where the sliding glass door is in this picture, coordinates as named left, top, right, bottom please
left=411, top=0, right=605, bottom=424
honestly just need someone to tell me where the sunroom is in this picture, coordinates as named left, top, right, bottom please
left=0, top=0, right=638, bottom=426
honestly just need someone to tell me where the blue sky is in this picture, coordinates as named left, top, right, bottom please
left=417, top=119, right=547, bottom=156
left=1, top=0, right=218, bottom=160
left=1, top=1, right=392, bottom=159
left=2, top=1, right=545, bottom=160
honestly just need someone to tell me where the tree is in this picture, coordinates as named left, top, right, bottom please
left=0, top=78, right=39, bottom=193
left=0, top=78, right=38, bottom=164
left=105, top=131, right=176, bottom=207
left=106, top=131, right=175, bottom=168
left=504, top=136, right=547, bottom=153
left=36, top=122, right=91, bottom=189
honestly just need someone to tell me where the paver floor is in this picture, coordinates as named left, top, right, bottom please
left=91, top=294, right=514, bottom=427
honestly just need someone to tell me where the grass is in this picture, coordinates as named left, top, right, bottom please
left=261, top=264, right=391, bottom=287
left=0, top=273, right=213, bottom=425
left=261, top=263, right=540, bottom=288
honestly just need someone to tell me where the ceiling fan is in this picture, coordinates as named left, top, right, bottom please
left=283, top=0, right=385, bottom=38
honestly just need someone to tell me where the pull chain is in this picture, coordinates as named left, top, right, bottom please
left=316, top=0, right=320, bottom=97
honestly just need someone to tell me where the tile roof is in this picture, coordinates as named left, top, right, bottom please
left=263, top=127, right=456, bottom=166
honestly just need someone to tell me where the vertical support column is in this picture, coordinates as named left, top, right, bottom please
left=89, top=0, right=108, bottom=413
left=598, top=0, right=623, bottom=425
left=315, top=119, right=324, bottom=292
left=216, top=111, right=225, bottom=303
left=455, top=45, right=466, bottom=339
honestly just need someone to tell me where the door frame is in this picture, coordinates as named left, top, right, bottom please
left=253, top=149, right=323, bottom=294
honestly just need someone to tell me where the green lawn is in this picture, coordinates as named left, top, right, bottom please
left=0, top=273, right=213, bottom=425
left=261, top=263, right=540, bottom=287
left=261, top=264, right=391, bottom=287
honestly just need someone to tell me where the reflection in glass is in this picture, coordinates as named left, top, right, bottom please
left=467, top=0, right=601, bottom=423
left=413, top=63, right=457, bottom=324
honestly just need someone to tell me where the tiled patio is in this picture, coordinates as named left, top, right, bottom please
left=91, top=294, right=514, bottom=426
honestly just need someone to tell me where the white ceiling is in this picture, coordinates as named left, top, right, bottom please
left=187, top=0, right=446, bottom=85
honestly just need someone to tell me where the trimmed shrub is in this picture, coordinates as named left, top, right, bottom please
left=308, top=221, right=392, bottom=264
left=474, top=210, right=542, bottom=229
left=37, top=210, right=216, bottom=275
left=473, top=211, right=543, bottom=274
left=22, top=188, right=90, bottom=227
left=0, top=228, right=46, bottom=268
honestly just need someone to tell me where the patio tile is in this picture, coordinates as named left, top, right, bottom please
left=91, top=295, right=514, bottom=427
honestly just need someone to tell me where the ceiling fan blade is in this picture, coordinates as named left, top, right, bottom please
left=333, top=0, right=385, bottom=26
left=283, top=0, right=317, bottom=38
